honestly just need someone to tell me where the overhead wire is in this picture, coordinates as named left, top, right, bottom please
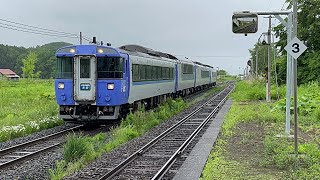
left=0, top=18, right=78, bottom=36
left=174, top=55, right=249, bottom=58
left=0, top=22, right=78, bottom=38
left=0, top=18, right=80, bottom=39
left=0, top=25, right=79, bottom=38
left=82, top=36, right=92, bottom=42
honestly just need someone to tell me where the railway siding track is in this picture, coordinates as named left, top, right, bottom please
left=98, top=83, right=234, bottom=180
left=0, top=125, right=83, bottom=169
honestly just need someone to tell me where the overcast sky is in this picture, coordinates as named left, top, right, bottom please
left=0, top=0, right=288, bottom=74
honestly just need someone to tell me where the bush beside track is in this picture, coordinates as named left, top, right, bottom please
left=201, top=80, right=320, bottom=179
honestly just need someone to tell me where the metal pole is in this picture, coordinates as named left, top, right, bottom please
left=267, top=16, right=272, bottom=102
left=80, top=32, right=82, bottom=45
left=272, top=34, right=279, bottom=100
left=293, top=0, right=298, bottom=154
left=285, top=13, right=293, bottom=135
left=216, top=67, right=219, bottom=80
left=256, top=45, right=258, bottom=78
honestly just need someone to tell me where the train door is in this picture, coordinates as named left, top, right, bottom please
left=124, top=55, right=130, bottom=99
left=74, top=56, right=96, bottom=103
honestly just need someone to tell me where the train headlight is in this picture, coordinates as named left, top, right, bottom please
left=107, top=83, right=114, bottom=90
left=58, top=83, right=65, bottom=89
left=97, top=48, right=104, bottom=53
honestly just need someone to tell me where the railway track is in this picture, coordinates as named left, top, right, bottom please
left=0, top=125, right=84, bottom=169
left=97, top=83, right=234, bottom=180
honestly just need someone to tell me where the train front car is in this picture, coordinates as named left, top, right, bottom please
left=55, top=45, right=129, bottom=122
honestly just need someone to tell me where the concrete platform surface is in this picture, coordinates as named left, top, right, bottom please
left=173, top=99, right=232, bottom=180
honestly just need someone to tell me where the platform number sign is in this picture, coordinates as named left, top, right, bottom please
left=284, top=37, right=307, bottom=59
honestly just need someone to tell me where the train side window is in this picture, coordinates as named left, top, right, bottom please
left=183, top=64, right=193, bottom=74
left=132, top=64, right=140, bottom=82
left=157, top=66, right=162, bottom=80
left=161, top=67, right=165, bottom=79
left=140, top=65, right=146, bottom=80
left=182, top=64, right=186, bottom=74
left=146, top=66, right=152, bottom=80
left=201, top=70, right=209, bottom=78
left=162, top=67, right=169, bottom=80
left=152, top=66, right=157, bottom=80
left=169, top=68, right=174, bottom=79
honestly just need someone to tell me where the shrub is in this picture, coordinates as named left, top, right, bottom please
left=63, top=133, right=92, bottom=163
left=49, top=160, right=66, bottom=180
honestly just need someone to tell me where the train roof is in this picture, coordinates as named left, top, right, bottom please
left=55, top=44, right=214, bottom=69
left=193, top=61, right=214, bottom=69
left=55, top=45, right=121, bottom=57
left=119, top=45, right=178, bottom=60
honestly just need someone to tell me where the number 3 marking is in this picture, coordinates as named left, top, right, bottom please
left=292, top=43, right=300, bottom=53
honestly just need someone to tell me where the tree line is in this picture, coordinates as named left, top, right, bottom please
left=0, top=42, right=70, bottom=79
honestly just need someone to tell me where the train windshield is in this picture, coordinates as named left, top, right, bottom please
left=56, top=57, right=73, bottom=79
left=97, top=57, right=123, bottom=79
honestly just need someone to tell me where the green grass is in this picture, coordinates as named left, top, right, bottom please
left=217, top=75, right=237, bottom=83
left=49, top=86, right=223, bottom=180
left=201, top=80, right=320, bottom=179
left=0, top=79, right=62, bottom=142
left=232, top=80, right=286, bottom=101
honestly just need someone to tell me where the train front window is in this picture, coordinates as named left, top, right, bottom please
left=80, top=58, right=90, bottom=78
left=97, top=57, right=123, bottom=79
left=56, top=57, right=73, bottom=79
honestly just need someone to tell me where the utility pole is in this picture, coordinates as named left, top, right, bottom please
left=255, top=45, right=258, bottom=78
left=293, top=0, right=298, bottom=154
left=216, top=67, right=219, bottom=80
left=80, top=32, right=82, bottom=45
left=267, top=16, right=272, bottom=102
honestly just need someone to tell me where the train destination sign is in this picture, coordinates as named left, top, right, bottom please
left=284, top=37, right=307, bottom=59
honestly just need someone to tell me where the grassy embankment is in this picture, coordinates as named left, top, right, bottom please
left=49, top=86, right=225, bottom=180
left=201, top=80, right=320, bottom=179
left=0, top=79, right=62, bottom=142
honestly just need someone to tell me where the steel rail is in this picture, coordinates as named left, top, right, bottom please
left=0, top=142, right=61, bottom=169
left=0, top=124, right=83, bottom=169
left=152, top=84, right=234, bottom=180
left=99, top=83, right=234, bottom=180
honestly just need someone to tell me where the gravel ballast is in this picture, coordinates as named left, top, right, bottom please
left=66, top=88, right=223, bottom=179
left=0, top=123, right=77, bottom=179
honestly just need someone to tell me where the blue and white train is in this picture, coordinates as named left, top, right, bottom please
left=55, top=44, right=217, bottom=122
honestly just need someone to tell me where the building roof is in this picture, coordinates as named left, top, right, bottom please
left=0, top=69, right=17, bottom=75
left=6, top=74, right=20, bottom=78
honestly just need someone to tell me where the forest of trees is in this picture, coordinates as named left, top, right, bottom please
left=249, top=0, right=320, bottom=85
left=0, top=42, right=71, bottom=79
